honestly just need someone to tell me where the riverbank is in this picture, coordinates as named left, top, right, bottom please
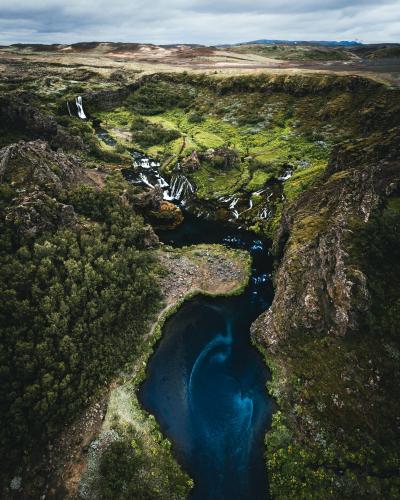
left=51, top=243, right=251, bottom=499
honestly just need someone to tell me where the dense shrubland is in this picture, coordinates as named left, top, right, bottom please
left=0, top=176, right=161, bottom=477
left=131, top=117, right=181, bottom=148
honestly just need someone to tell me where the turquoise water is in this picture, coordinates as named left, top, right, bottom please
left=139, top=215, right=274, bottom=499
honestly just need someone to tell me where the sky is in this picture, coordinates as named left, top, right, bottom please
left=0, top=0, right=399, bottom=46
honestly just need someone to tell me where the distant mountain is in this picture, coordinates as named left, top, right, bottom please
left=221, top=39, right=363, bottom=47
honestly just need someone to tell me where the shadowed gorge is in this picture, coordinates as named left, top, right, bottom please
left=140, top=219, right=274, bottom=499
left=0, top=38, right=399, bottom=500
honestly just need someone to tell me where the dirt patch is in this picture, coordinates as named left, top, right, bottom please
left=83, top=168, right=107, bottom=189
left=158, top=245, right=249, bottom=304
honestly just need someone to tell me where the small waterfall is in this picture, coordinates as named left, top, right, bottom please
left=76, top=96, right=86, bottom=119
left=157, top=176, right=169, bottom=188
left=229, top=197, right=239, bottom=210
left=66, top=101, right=72, bottom=117
left=169, top=175, right=195, bottom=201
left=258, top=207, right=270, bottom=220
left=232, top=209, right=240, bottom=219
left=139, top=172, right=154, bottom=188
left=278, top=168, right=293, bottom=181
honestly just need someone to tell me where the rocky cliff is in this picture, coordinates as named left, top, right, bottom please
left=252, top=125, right=400, bottom=497
left=0, top=94, right=85, bottom=150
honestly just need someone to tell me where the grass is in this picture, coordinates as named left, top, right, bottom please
left=230, top=44, right=351, bottom=62
left=283, top=161, right=327, bottom=202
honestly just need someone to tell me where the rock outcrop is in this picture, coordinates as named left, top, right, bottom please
left=150, top=200, right=184, bottom=229
left=5, top=191, right=77, bottom=238
left=252, top=129, right=400, bottom=346
left=130, top=185, right=184, bottom=229
left=0, top=140, right=88, bottom=193
left=200, top=146, right=240, bottom=170
left=180, top=151, right=201, bottom=172
left=0, top=140, right=96, bottom=237
left=0, top=94, right=84, bottom=150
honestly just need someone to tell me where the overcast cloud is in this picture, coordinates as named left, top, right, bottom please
left=0, top=0, right=399, bottom=45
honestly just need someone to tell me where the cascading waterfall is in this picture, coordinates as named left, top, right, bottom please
left=169, top=174, right=195, bottom=201
left=139, top=172, right=154, bottom=188
left=258, top=207, right=271, bottom=220
left=76, top=96, right=86, bottom=119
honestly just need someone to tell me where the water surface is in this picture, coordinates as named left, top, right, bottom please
left=140, top=215, right=274, bottom=500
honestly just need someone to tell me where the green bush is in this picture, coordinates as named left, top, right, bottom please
left=0, top=181, right=161, bottom=470
left=127, top=81, right=195, bottom=115
left=187, top=111, right=204, bottom=123
left=131, top=117, right=180, bottom=147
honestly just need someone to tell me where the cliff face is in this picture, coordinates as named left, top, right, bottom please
left=0, top=140, right=86, bottom=191
left=253, top=130, right=400, bottom=345
left=252, top=127, right=400, bottom=497
left=0, top=94, right=85, bottom=150
left=0, top=140, right=93, bottom=238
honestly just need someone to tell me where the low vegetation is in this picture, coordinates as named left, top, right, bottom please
left=230, top=44, right=351, bottom=61
left=0, top=176, right=162, bottom=487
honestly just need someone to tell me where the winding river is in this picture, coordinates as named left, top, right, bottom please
left=141, top=216, right=274, bottom=500
left=93, top=125, right=275, bottom=499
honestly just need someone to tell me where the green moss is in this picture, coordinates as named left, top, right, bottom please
left=291, top=211, right=328, bottom=245
left=246, top=169, right=275, bottom=191
left=283, top=161, right=327, bottom=202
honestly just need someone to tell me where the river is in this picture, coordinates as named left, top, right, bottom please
left=140, top=215, right=274, bottom=500
left=94, top=127, right=275, bottom=499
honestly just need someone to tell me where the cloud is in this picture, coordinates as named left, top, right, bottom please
left=0, top=0, right=398, bottom=45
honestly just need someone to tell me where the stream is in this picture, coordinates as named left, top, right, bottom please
left=94, top=127, right=275, bottom=499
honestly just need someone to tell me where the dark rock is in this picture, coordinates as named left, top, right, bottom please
left=0, top=140, right=87, bottom=195
left=181, top=150, right=201, bottom=172
left=150, top=200, right=184, bottom=230
left=0, top=94, right=84, bottom=150
left=129, top=186, right=163, bottom=210
left=5, top=191, right=77, bottom=238
left=141, top=225, right=160, bottom=248
left=200, top=146, right=239, bottom=170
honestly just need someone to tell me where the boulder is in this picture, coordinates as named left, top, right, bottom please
left=0, top=140, right=87, bottom=194
left=181, top=151, right=201, bottom=172
left=150, top=201, right=184, bottom=229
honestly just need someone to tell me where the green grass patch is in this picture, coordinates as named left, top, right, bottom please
left=284, top=161, right=327, bottom=202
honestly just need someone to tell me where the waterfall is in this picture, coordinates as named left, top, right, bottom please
left=157, top=176, right=169, bottom=188
left=258, top=207, right=270, bottom=220
left=229, top=197, right=239, bottom=210
left=169, top=175, right=194, bottom=201
left=66, top=101, right=72, bottom=117
left=278, top=169, right=293, bottom=181
left=139, top=172, right=154, bottom=188
left=76, top=96, right=86, bottom=119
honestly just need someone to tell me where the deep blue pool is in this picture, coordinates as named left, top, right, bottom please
left=139, top=214, right=274, bottom=500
